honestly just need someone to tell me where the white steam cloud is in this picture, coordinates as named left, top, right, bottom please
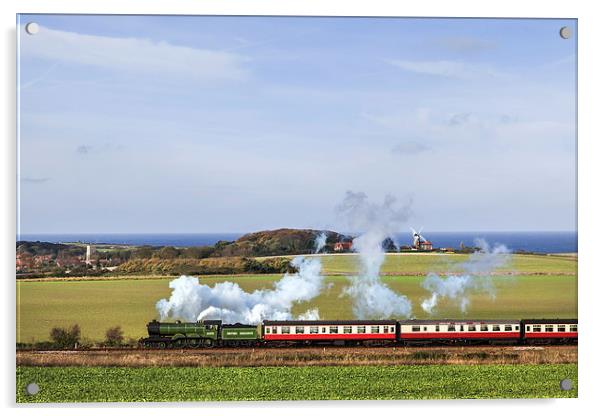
left=314, top=232, right=327, bottom=253
left=337, top=191, right=413, bottom=319
left=156, top=256, right=324, bottom=324
left=420, top=239, right=511, bottom=314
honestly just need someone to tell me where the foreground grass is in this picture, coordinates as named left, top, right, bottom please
left=16, top=364, right=577, bottom=402
left=17, top=273, right=577, bottom=343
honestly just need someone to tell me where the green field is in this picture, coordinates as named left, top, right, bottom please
left=16, top=364, right=577, bottom=402
left=311, top=253, right=577, bottom=275
left=16, top=254, right=577, bottom=342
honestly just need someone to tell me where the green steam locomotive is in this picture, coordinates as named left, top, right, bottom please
left=140, top=319, right=260, bottom=348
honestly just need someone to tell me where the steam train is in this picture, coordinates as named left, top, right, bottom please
left=139, top=318, right=578, bottom=348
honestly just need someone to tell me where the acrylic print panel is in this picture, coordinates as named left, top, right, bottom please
left=16, top=15, right=577, bottom=402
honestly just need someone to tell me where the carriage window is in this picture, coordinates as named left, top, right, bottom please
left=515, top=325, right=519, bottom=331
left=505, top=325, right=513, bottom=331
left=266, top=327, right=271, bottom=334
left=557, top=325, right=566, bottom=332
left=391, top=326, right=395, bottom=333
left=545, top=325, right=554, bottom=332
left=322, top=327, right=327, bottom=333
left=533, top=325, right=541, bottom=332
left=412, top=325, right=421, bottom=332
left=468, top=325, right=476, bottom=332
left=481, top=325, right=488, bottom=331
left=310, top=326, right=319, bottom=334
left=460, top=325, right=464, bottom=331
left=330, top=326, right=339, bottom=334
left=357, top=326, right=366, bottom=334
left=526, top=326, right=531, bottom=331
left=344, top=326, right=352, bottom=334
left=296, top=326, right=305, bottom=334
left=435, top=325, right=440, bottom=332
left=570, top=324, right=578, bottom=332
left=492, top=325, right=501, bottom=332
left=448, top=325, right=455, bottom=332
left=384, top=326, right=389, bottom=333
left=281, top=326, right=290, bottom=334
left=371, top=326, right=380, bottom=333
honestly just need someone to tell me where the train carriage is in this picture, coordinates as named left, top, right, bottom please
left=398, top=319, right=521, bottom=345
left=262, top=320, right=397, bottom=345
left=522, top=319, right=578, bottom=344
left=140, top=317, right=578, bottom=348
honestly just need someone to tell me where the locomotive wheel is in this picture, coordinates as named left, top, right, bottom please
left=202, top=339, right=214, bottom=348
left=187, top=338, right=201, bottom=348
left=158, top=342, right=167, bottom=349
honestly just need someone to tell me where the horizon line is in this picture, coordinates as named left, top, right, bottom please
left=17, top=229, right=578, bottom=235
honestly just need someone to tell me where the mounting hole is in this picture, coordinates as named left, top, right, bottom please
left=25, top=382, right=40, bottom=395
left=559, top=26, right=571, bottom=40
left=560, top=378, right=573, bottom=391
left=25, top=22, right=39, bottom=35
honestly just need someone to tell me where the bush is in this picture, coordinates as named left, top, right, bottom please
left=50, top=324, right=81, bottom=349
left=105, top=326, right=124, bottom=346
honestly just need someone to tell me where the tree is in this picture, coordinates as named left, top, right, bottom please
left=155, top=246, right=180, bottom=259
left=105, top=326, right=124, bottom=346
left=50, top=324, right=81, bottom=349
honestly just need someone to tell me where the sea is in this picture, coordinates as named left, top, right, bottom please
left=17, top=231, right=577, bottom=254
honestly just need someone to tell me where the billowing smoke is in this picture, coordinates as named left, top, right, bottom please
left=156, top=256, right=324, bottom=324
left=337, top=191, right=413, bottom=319
left=314, top=232, right=327, bottom=253
left=420, top=239, right=511, bottom=314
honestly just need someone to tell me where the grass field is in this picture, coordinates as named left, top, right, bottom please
left=16, top=254, right=577, bottom=342
left=309, top=253, right=577, bottom=275
left=16, top=364, right=577, bottom=402
left=16, top=274, right=577, bottom=342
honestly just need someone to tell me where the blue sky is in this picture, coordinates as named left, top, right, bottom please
left=17, top=15, right=576, bottom=233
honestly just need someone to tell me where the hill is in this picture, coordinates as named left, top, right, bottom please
left=214, top=228, right=347, bottom=257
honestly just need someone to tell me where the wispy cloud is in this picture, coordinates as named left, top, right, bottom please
left=19, top=62, right=60, bottom=90
left=76, top=145, right=92, bottom=155
left=391, top=141, right=431, bottom=156
left=386, top=59, right=508, bottom=80
left=448, top=112, right=477, bottom=126
left=20, top=26, right=250, bottom=83
left=21, top=176, right=51, bottom=184
left=76, top=143, right=125, bottom=155
left=433, top=36, right=497, bottom=54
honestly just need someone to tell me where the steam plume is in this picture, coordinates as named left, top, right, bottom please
left=337, top=191, right=413, bottom=318
left=420, top=238, right=511, bottom=314
left=156, top=256, right=323, bottom=324
left=314, top=232, right=327, bottom=253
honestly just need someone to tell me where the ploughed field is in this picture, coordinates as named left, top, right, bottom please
left=16, top=364, right=577, bottom=402
left=17, top=253, right=577, bottom=343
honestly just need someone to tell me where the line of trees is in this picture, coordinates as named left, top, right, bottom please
left=17, top=324, right=128, bottom=350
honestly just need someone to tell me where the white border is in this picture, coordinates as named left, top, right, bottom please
left=3, top=1, right=601, bottom=415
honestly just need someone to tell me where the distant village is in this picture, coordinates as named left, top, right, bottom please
left=16, top=243, right=121, bottom=275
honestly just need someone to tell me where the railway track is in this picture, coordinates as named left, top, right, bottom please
left=17, top=345, right=577, bottom=367
left=18, top=343, right=574, bottom=353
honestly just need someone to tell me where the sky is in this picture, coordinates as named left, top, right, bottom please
left=17, top=15, right=577, bottom=234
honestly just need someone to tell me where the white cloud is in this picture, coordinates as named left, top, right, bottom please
left=434, top=36, right=497, bottom=54
left=391, top=141, right=431, bottom=156
left=20, top=26, right=249, bottom=82
left=386, top=59, right=508, bottom=80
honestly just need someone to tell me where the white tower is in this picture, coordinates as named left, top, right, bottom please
left=85, top=245, right=95, bottom=265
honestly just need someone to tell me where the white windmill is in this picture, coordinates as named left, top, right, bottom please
left=410, top=227, right=427, bottom=250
